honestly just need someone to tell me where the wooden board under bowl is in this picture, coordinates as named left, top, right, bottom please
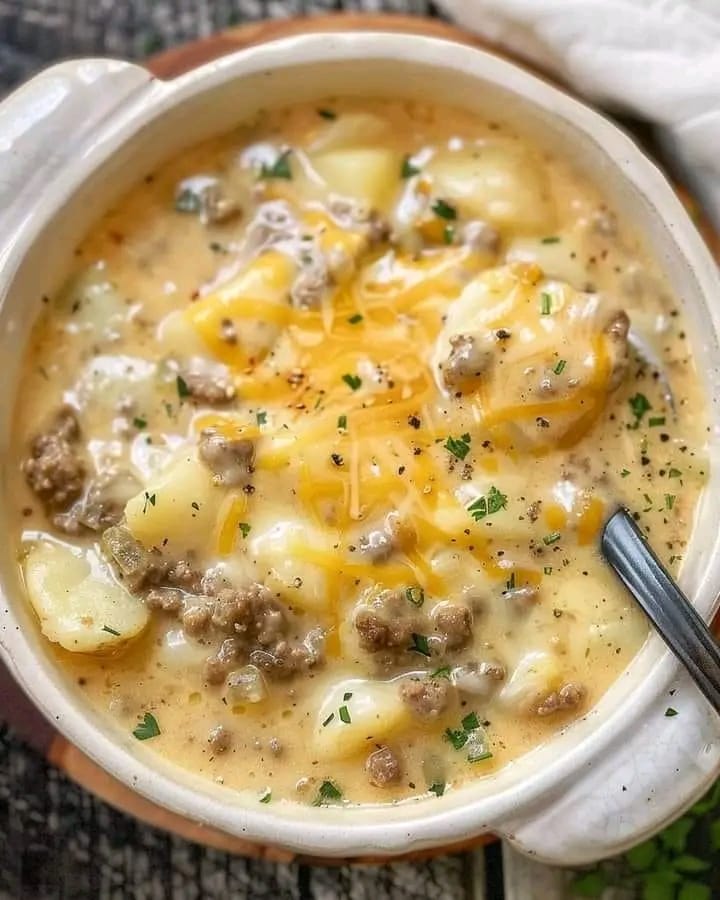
left=3, top=11, right=718, bottom=862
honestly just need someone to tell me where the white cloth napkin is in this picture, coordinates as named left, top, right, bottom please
left=439, top=0, right=720, bottom=228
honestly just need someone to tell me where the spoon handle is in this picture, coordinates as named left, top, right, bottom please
left=601, top=507, right=720, bottom=714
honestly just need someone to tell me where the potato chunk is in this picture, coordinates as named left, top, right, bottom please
left=427, top=143, right=555, bottom=232
left=313, top=678, right=411, bottom=761
left=308, top=148, right=399, bottom=209
left=434, top=262, right=630, bottom=451
left=24, top=541, right=149, bottom=652
left=124, top=453, right=219, bottom=553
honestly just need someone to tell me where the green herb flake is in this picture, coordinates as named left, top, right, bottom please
left=629, top=392, right=652, bottom=428
left=133, top=416, right=147, bottom=429
left=643, top=493, right=653, bottom=512
left=322, top=713, right=335, bottom=728
left=101, top=625, right=121, bottom=636
left=620, top=468, right=630, bottom=478
left=543, top=531, right=561, bottom=546
left=665, top=494, right=676, bottom=510
left=176, top=375, right=190, bottom=399
left=443, top=224, right=455, bottom=245
left=142, top=492, right=156, bottom=515
left=553, top=359, right=567, bottom=375
left=174, top=189, right=201, bottom=214
left=461, top=712, right=480, bottom=732
left=338, top=705, right=351, bottom=725
left=444, top=432, right=471, bottom=460
left=256, top=410, right=267, bottom=425
left=431, top=198, right=457, bottom=220
left=342, top=373, right=362, bottom=391
left=191, top=501, right=200, bottom=511
left=133, top=712, right=160, bottom=741
left=669, top=467, right=683, bottom=478
left=431, top=666, right=452, bottom=680
left=541, top=236, right=561, bottom=245
left=347, top=313, right=363, bottom=324
left=665, top=707, right=678, bottom=717
left=467, top=485, right=508, bottom=522
left=337, top=414, right=348, bottom=430
left=313, top=779, right=343, bottom=805
left=408, top=632, right=431, bottom=657
left=401, top=156, right=421, bottom=179
left=209, top=241, right=228, bottom=254
left=405, top=585, right=425, bottom=608
left=468, top=749, right=493, bottom=763
left=259, top=790, right=272, bottom=804
left=444, top=728, right=468, bottom=750
left=238, top=522, right=252, bottom=538
left=317, top=108, right=337, bottom=120
left=540, top=292, right=553, bottom=315
left=544, top=566, right=553, bottom=575
left=343, top=691, right=353, bottom=701
left=429, top=781, right=445, bottom=797
left=648, top=416, right=666, bottom=427
left=260, top=150, right=292, bottom=180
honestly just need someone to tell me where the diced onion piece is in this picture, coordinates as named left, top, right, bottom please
left=23, top=541, right=149, bottom=653
left=499, top=651, right=562, bottom=714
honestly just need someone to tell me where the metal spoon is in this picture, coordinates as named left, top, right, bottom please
left=601, top=507, right=720, bottom=714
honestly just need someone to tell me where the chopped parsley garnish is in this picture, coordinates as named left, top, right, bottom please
left=259, top=790, right=272, bottom=803
left=665, top=707, right=678, bottom=717
left=133, top=712, right=160, bottom=741
left=176, top=375, right=190, bottom=399
left=343, top=691, right=353, bottom=701
left=431, top=198, right=457, bottom=220
left=445, top=728, right=468, bottom=750
left=313, top=780, right=343, bottom=805
left=431, top=666, right=452, bottom=679
left=665, top=494, right=676, bottom=510
left=209, top=241, right=228, bottom=254
left=553, top=359, right=567, bottom=375
left=629, top=392, right=652, bottom=428
left=540, top=292, right=553, bottom=315
left=467, top=485, right=508, bottom=521
left=444, top=432, right=471, bottom=461
left=405, top=586, right=425, bottom=608
left=317, top=108, right=337, bottom=119
left=468, top=749, right=494, bottom=763
left=543, top=531, right=561, bottom=545
left=643, top=493, right=653, bottom=512
left=401, top=155, right=421, bottom=178
left=543, top=566, right=553, bottom=575
left=347, top=313, right=363, bottom=324
left=142, top=491, right=156, bottom=514
left=462, top=712, right=480, bottom=732
left=339, top=705, right=351, bottom=724
left=541, top=236, right=561, bottom=244
left=505, top=572, right=516, bottom=591
left=133, top=416, right=147, bottom=429
left=260, top=150, right=292, bottom=180
left=408, top=632, right=431, bottom=657
left=669, top=467, right=682, bottom=478
left=337, top=414, right=347, bottom=430
left=429, top=781, right=445, bottom=797
left=174, top=189, right=201, bottom=214
left=256, top=410, right=267, bottom=425
left=443, top=225, right=455, bottom=245
left=649, top=416, right=666, bottom=427
left=238, top=522, right=251, bottom=538
left=620, top=468, right=630, bottom=478
left=101, top=625, right=121, bottom=636
left=342, top=373, right=362, bottom=391
left=322, top=713, right=335, bottom=727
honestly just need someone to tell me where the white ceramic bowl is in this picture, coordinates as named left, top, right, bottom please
left=1, top=33, right=720, bottom=866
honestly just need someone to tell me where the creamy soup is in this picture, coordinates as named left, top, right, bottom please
left=12, top=99, right=707, bottom=806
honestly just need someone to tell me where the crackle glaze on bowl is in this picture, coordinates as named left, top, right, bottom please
left=0, top=34, right=719, bottom=865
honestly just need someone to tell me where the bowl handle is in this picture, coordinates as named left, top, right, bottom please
left=495, top=665, right=720, bottom=866
left=0, top=59, right=153, bottom=238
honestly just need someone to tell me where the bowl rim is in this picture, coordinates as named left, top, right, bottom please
left=1, top=30, right=720, bottom=861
